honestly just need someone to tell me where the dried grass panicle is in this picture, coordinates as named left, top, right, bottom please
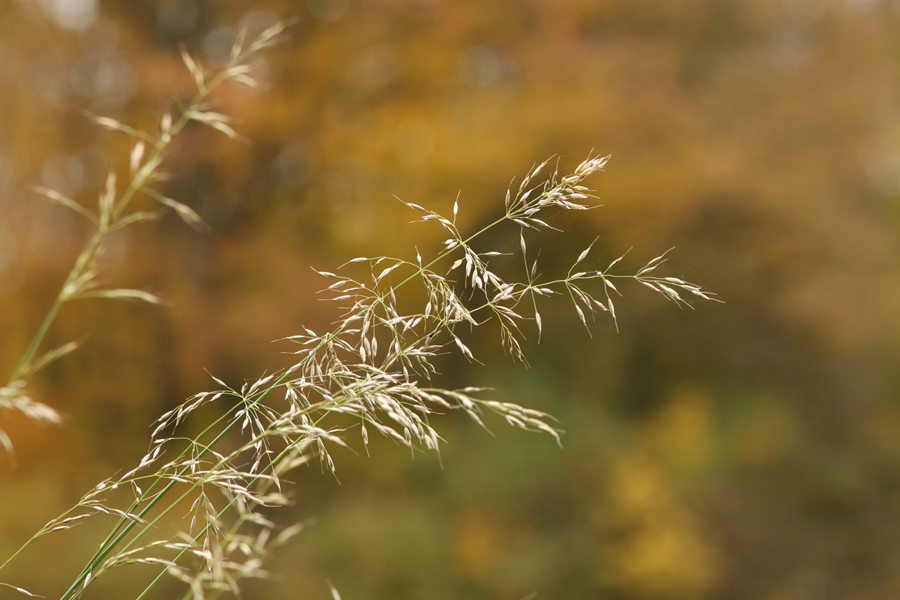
left=16, top=151, right=711, bottom=598
left=1, top=20, right=715, bottom=600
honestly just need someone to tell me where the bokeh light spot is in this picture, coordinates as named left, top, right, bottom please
left=41, top=0, right=98, bottom=31
left=203, top=27, right=238, bottom=68
left=458, top=45, right=502, bottom=88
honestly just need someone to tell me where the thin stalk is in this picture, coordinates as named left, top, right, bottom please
left=132, top=407, right=341, bottom=600
left=2, top=36, right=280, bottom=585
left=4, top=33, right=248, bottom=394
left=6, top=231, right=103, bottom=385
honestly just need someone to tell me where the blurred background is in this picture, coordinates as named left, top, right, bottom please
left=3, top=0, right=900, bottom=598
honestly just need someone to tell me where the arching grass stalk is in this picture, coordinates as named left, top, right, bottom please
left=9, top=143, right=715, bottom=599
left=0, top=20, right=290, bottom=459
left=1, top=20, right=718, bottom=600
